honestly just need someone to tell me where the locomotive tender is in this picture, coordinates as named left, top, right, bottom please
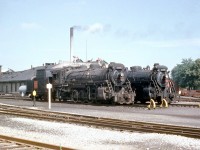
left=58, top=62, right=135, bottom=104
left=128, top=63, right=176, bottom=104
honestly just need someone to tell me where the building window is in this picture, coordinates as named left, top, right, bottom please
left=15, top=83, right=17, bottom=92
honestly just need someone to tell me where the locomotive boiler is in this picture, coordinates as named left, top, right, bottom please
left=58, top=62, right=135, bottom=104
left=128, top=63, right=176, bottom=104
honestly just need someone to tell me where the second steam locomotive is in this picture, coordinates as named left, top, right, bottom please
left=128, top=63, right=176, bottom=104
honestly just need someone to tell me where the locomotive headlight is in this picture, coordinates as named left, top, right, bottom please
left=160, top=68, right=166, bottom=72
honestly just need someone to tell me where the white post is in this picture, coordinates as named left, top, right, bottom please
left=46, top=83, right=52, bottom=109
left=48, top=88, right=51, bottom=109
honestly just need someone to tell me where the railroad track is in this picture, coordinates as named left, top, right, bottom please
left=0, top=95, right=31, bottom=100
left=1, top=95, right=200, bottom=108
left=0, top=104, right=200, bottom=139
left=0, top=134, right=72, bottom=150
left=0, top=95, right=200, bottom=108
left=170, top=103, right=200, bottom=108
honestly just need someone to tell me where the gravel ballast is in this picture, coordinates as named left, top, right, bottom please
left=0, top=99, right=200, bottom=149
left=0, top=114, right=200, bottom=150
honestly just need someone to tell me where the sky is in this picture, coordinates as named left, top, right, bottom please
left=0, top=0, right=200, bottom=72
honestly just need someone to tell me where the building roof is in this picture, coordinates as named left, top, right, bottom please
left=0, top=65, right=54, bottom=82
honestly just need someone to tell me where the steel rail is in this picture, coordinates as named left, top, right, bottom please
left=0, top=134, right=73, bottom=150
left=0, top=104, right=200, bottom=139
left=0, top=95, right=31, bottom=100
left=1, top=96, right=200, bottom=108
left=170, top=103, right=200, bottom=108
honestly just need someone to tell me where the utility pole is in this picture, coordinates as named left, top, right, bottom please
left=86, top=40, right=87, bottom=61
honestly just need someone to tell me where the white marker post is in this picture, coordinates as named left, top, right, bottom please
left=46, top=83, right=52, bottom=109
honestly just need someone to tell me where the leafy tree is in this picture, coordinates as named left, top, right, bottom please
left=171, top=58, right=200, bottom=90
left=191, top=58, right=200, bottom=89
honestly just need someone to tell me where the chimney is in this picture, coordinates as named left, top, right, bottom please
left=70, top=27, right=73, bottom=63
left=0, top=65, right=2, bottom=74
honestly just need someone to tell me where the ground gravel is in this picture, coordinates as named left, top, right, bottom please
left=0, top=99, right=200, bottom=149
left=0, top=114, right=200, bottom=150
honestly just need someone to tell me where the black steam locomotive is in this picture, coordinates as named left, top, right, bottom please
left=128, top=63, right=176, bottom=104
left=58, top=62, right=135, bottom=104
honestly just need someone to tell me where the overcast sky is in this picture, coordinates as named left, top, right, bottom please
left=0, top=0, right=200, bottom=71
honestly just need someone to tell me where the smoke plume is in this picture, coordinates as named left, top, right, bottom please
left=72, top=23, right=110, bottom=34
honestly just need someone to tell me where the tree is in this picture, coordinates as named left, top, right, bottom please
left=171, top=58, right=200, bottom=90
left=191, top=58, right=200, bottom=89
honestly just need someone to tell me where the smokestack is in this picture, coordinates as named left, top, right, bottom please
left=0, top=65, right=2, bottom=75
left=70, top=27, right=74, bottom=63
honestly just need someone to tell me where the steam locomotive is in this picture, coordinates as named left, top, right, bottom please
left=128, top=63, right=176, bottom=104
left=58, top=62, right=135, bottom=104
left=16, top=60, right=175, bottom=106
